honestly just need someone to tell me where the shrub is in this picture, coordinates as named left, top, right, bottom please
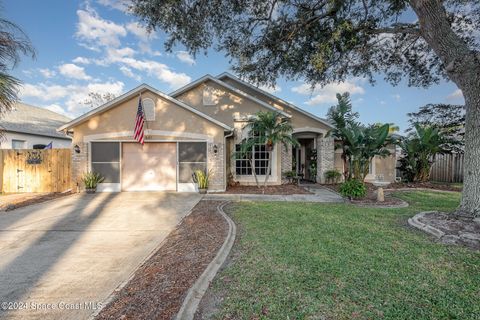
left=324, top=169, right=342, bottom=184
left=193, top=169, right=212, bottom=189
left=81, top=172, right=104, bottom=189
left=339, top=179, right=366, bottom=199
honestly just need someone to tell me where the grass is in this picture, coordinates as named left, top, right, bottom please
left=209, top=191, right=480, bottom=320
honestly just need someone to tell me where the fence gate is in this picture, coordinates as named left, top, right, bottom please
left=1, top=149, right=71, bottom=193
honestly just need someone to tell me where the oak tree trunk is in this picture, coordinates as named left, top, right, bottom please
left=410, top=0, right=480, bottom=216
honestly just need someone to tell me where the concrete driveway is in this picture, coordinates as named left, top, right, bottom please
left=0, top=192, right=202, bottom=320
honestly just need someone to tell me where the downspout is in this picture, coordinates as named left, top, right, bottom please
left=223, top=130, right=234, bottom=192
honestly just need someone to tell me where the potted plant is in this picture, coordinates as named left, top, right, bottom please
left=81, top=172, right=104, bottom=194
left=193, top=169, right=212, bottom=194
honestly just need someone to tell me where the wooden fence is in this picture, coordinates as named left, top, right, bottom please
left=430, top=153, right=464, bottom=183
left=0, top=149, right=71, bottom=193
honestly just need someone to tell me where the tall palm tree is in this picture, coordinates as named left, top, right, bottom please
left=326, top=93, right=359, bottom=180
left=236, top=111, right=299, bottom=190
left=0, top=16, right=35, bottom=128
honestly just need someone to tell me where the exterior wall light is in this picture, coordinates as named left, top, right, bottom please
left=213, top=144, right=218, bottom=154
left=74, top=145, right=81, bottom=154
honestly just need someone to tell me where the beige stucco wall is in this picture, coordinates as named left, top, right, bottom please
left=365, top=146, right=397, bottom=183
left=68, top=89, right=227, bottom=191
left=221, top=77, right=332, bottom=132
left=71, top=90, right=225, bottom=145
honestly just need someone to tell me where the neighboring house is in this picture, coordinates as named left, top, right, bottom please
left=0, top=102, right=71, bottom=149
left=59, top=73, right=397, bottom=192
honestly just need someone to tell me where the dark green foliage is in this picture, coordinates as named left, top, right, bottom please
left=327, top=94, right=395, bottom=181
left=407, top=103, right=465, bottom=153
left=339, top=178, right=366, bottom=199
left=324, top=169, right=342, bottom=184
left=130, top=0, right=479, bottom=88
left=0, top=18, right=35, bottom=116
left=398, top=124, right=448, bottom=182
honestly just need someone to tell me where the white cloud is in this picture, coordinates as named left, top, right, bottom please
left=292, top=80, right=365, bottom=105
left=258, top=84, right=282, bottom=94
left=39, top=68, right=56, bottom=78
left=119, top=66, right=141, bottom=81
left=19, top=81, right=125, bottom=115
left=392, top=94, right=401, bottom=101
left=176, top=51, right=195, bottom=65
left=126, top=22, right=154, bottom=41
left=447, top=89, right=464, bottom=102
left=20, top=83, right=70, bottom=101
left=96, top=0, right=130, bottom=11
left=72, top=56, right=91, bottom=64
left=59, top=63, right=92, bottom=81
left=76, top=8, right=127, bottom=48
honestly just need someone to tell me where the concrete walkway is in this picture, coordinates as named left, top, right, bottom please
left=204, top=185, right=344, bottom=203
left=0, top=192, right=202, bottom=320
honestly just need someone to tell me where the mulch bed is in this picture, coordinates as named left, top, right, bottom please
left=324, top=183, right=406, bottom=207
left=0, top=191, right=73, bottom=211
left=220, top=184, right=312, bottom=195
left=95, top=200, right=228, bottom=320
left=419, top=212, right=480, bottom=250
left=387, top=181, right=462, bottom=192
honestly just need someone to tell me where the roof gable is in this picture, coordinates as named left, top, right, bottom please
left=58, top=84, right=233, bottom=132
left=217, top=72, right=333, bottom=129
left=169, top=75, right=291, bottom=118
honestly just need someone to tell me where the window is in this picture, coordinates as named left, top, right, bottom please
left=142, top=98, right=155, bottom=121
left=91, top=142, right=120, bottom=183
left=235, top=144, right=271, bottom=176
left=12, top=139, right=25, bottom=149
left=202, top=86, right=218, bottom=106
left=178, top=142, right=207, bottom=183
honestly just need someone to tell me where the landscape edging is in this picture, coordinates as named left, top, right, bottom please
left=408, top=211, right=445, bottom=238
left=175, top=201, right=237, bottom=320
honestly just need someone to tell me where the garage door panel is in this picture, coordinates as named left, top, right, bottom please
left=122, top=143, right=177, bottom=191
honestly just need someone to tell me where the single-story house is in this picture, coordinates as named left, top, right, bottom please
left=59, top=73, right=397, bottom=192
left=0, top=102, right=71, bottom=149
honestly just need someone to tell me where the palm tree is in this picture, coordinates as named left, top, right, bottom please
left=0, top=17, right=35, bottom=123
left=398, top=124, right=447, bottom=182
left=326, top=93, right=359, bottom=180
left=236, top=111, right=299, bottom=191
left=340, top=123, right=392, bottom=180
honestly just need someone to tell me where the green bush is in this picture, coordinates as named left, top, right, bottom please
left=324, top=169, right=342, bottom=183
left=339, top=179, right=366, bottom=199
left=193, top=169, right=212, bottom=189
left=81, top=172, right=104, bottom=189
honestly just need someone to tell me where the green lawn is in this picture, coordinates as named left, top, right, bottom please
left=209, top=191, right=480, bottom=320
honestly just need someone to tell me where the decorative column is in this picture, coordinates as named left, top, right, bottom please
left=207, top=142, right=225, bottom=191
left=280, top=144, right=293, bottom=183
left=316, top=136, right=334, bottom=184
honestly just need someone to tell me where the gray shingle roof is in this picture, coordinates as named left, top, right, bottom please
left=0, top=102, right=71, bottom=140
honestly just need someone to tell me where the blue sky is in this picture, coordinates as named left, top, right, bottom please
left=5, top=0, right=465, bottom=133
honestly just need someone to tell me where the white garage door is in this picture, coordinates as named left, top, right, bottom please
left=121, top=143, right=177, bottom=191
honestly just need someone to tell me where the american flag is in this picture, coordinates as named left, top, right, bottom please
left=133, top=96, right=145, bottom=144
